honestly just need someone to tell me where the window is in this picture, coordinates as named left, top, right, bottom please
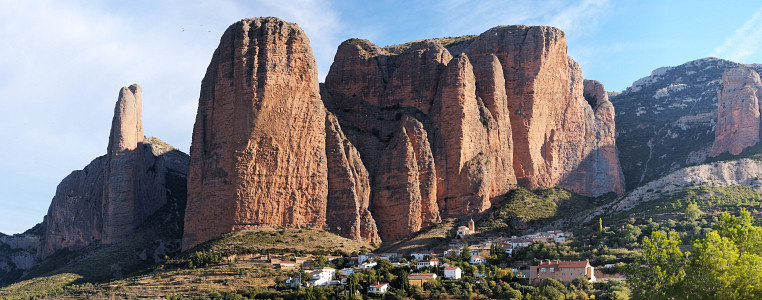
left=541, top=268, right=546, bottom=273
left=550, top=268, right=554, bottom=272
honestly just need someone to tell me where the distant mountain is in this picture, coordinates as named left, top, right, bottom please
left=612, top=57, right=762, bottom=190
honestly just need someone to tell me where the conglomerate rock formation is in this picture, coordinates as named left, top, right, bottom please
left=711, top=67, right=762, bottom=156
left=183, top=17, right=625, bottom=248
left=39, top=84, right=189, bottom=259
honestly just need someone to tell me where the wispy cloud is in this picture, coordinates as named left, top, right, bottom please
left=711, top=6, right=762, bottom=62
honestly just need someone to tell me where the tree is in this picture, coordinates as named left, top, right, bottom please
left=684, top=203, right=702, bottom=222
left=461, top=243, right=472, bottom=262
left=627, top=231, right=688, bottom=299
left=599, top=217, right=604, bottom=233
left=391, top=269, right=410, bottom=292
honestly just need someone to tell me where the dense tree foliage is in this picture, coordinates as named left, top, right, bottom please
left=629, top=209, right=762, bottom=299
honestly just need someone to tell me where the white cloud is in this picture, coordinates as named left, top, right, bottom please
left=711, top=6, right=762, bottom=62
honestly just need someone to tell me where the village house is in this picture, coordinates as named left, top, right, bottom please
left=339, top=267, right=355, bottom=276
left=359, top=261, right=377, bottom=269
left=410, top=252, right=435, bottom=260
left=285, top=276, right=301, bottom=288
left=416, top=258, right=440, bottom=269
left=469, top=255, right=487, bottom=265
left=529, top=260, right=596, bottom=285
left=443, top=266, right=462, bottom=279
left=409, top=273, right=437, bottom=287
left=368, top=282, right=389, bottom=294
left=277, top=261, right=297, bottom=270
left=358, top=253, right=374, bottom=263
left=306, top=267, right=336, bottom=286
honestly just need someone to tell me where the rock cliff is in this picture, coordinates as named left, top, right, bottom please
left=611, top=58, right=762, bottom=190
left=39, top=84, right=189, bottom=259
left=184, top=18, right=624, bottom=247
left=183, top=18, right=332, bottom=250
left=710, top=67, right=762, bottom=156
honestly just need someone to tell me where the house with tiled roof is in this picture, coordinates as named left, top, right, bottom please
left=416, top=258, right=440, bottom=269
left=529, top=260, right=595, bottom=285
left=469, top=255, right=487, bottom=265
left=368, top=282, right=389, bottom=294
left=409, top=273, right=437, bottom=287
left=444, top=266, right=462, bottom=279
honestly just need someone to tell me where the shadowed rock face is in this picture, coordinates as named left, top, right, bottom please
left=711, top=67, right=762, bottom=157
left=184, top=17, right=624, bottom=246
left=39, top=84, right=189, bottom=259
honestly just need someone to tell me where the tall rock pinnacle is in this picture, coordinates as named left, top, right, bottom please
left=182, top=18, right=332, bottom=250
left=39, top=84, right=188, bottom=258
left=711, top=67, right=762, bottom=156
left=103, top=84, right=144, bottom=243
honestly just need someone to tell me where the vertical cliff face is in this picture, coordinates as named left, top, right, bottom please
left=39, top=84, right=189, bottom=259
left=325, top=114, right=380, bottom=244
left=183, top=18, right=330, bottom=250
left=184, top=18, right=624, bottom=245
left=711, top=67, right=762, bottom=157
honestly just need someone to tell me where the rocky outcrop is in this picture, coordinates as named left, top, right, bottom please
left=183, top=18, right=330, bottom=250
left=184, top=18, right=624, bottom=246
left=39, top=84, right=189, bottom=259
left=325, top=114, right=380, bottom=244
left=711, top=67, right=762, bottom=156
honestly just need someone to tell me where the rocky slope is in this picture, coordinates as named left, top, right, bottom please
left=612, top=58, right=762, bottom=190
left=39, top=84, right=189, bottom=259
left=183, top=17, right=624, bottom=248
left=710, top=67, right=762, bottom=156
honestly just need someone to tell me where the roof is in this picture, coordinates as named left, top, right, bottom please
left=444, top=266, right=460, bottom=270
left=472, top=255, right=486, bottom=259
left=279, top=261, right=296, bottom=264
left=419, top=258, right=440, bottom=263
left=370, top=282, right=389, bottom=288
left=409, top=273, right=437, bottom=278
left=537, top=260, right=589, bottom=268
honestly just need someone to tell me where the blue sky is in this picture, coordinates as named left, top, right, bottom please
left=1, top=0, right=762, bottom=234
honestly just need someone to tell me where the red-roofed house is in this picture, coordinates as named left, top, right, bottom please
left=469, top=255, right=487, bottom=265
left=529, top=260, right=595, bottom=285
left=416, top=258, right=440, bottom=269
left=368, top=282, right=389, bottom=294
left=444, top=266, right=462, bottom=279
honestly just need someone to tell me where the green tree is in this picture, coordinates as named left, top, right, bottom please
left=599, top=217, right=604, bottom=233
left=627, top=231, right=688, bottom=299
left=461, top=243, right=472, bottom=262
left=684, top=203, right=702, bottom=222
left=391, top=269, right=410, bottom=292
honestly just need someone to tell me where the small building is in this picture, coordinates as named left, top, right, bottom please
left=469, top=255, right=487, bottom=265
left=468, top=218, right=475, bottom=231
left=360, top=261, right=377, bottom=269
left=416, top=258, right=440, bottom=270
left=529, top=260, right=595, bottom=285
left=410, top=252, right=434, bottom=260
left=443, top=266, right=462, bottom=279
left=285, top=276, right=301, bottom=288
left=339, top=268, right=355, bottom=276
left=457, top=226, right=471, bottom=238
left=409, top=273, right=437, bottom=287
left=278, top=261, right=297, bottom=270
left=358, top=253, right=374, bottom=263
left=340, top=277, right=348, bottom=285
left=368, top=282, right=389, bottom=294
left=307, top=267, right=336, bottom=286
left=379, top=253, right=398, bottom=261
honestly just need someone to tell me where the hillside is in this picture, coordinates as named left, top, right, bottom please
left=612, top=57, right=762, bottom=190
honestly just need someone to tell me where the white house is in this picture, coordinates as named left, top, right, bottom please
left=411, top=252, right=434, bottom=260
left=285, top=276, right=301, bottom=288
left=457, top=226, right=471, bottom=238
left=368, top=282, right=389, bottom=294
left=469, top=255, right=487, bottom=265
left=307, top=267, right=336, bottom=286
left=339, top=268, right=355, bottom=276
left=444, top=266, right=462, bottom=279
left=416, top=258, right=440, bottom=270
left=358, top=253, right=374, bottom=263
left=360, top=261, right=377, bottom=269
